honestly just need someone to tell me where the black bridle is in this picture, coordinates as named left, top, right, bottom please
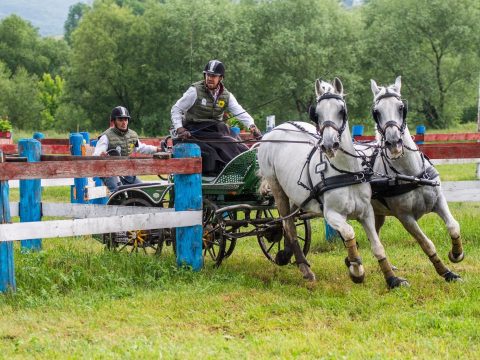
left=308, top=93, right=348, bottom=138
left=371, top=91, right=408, bottom=138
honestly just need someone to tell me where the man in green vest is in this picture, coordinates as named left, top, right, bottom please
left=93, top=106, right=160, bottom=192
left=171, top=59, right=261, bottom=176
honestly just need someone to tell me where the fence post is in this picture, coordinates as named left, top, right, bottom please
left=0, top=150, right=16, bottom=292
left=325, top=220, right=340, bottom=242
left=18, top=139, right=42, bottom=251
left=70, top=133, right=88, bottom=204
left=33, top=132, right=45, bottom=141
left=173, top=143, right=203, bottom=271
left=415, top=125, right=426, bottom=144
left=352, top=125, right=364, bottom=140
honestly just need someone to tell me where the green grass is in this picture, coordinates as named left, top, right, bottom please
left=1, top=175, right=480, bottom=358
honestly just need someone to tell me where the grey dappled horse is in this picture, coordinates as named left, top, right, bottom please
left=370, top=76, right=463, bottom=282
left=258, top=78, right=408, bottom=289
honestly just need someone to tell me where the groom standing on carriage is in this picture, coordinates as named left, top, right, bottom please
left=171, top=59, right=262, bottom=176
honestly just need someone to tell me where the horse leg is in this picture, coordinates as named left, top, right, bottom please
left=267, top=177, right=316, bottom=281
left=374, top=214, right=386, bottom=235
left=374, top=214, right=398, bottom=270
left=359, top=208, right=409, bottom=289
left=397, top=214, right=461, bottom=282
left=434, top=195, right=464, bottom=263
left=325, top=210, right=365, bottom=284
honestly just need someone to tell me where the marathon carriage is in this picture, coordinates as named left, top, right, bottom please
left=100, top=142, right=315, bottom=267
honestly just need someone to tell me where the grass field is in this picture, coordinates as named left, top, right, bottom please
left=1, top=137, right=479, bottom=358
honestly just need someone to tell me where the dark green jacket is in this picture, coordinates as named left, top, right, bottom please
left=101, top=127, right=139, bottom=156
left=185, top=81, right=230, bottom=123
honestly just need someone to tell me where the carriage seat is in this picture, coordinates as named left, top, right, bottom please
left=202, top=146, right=259, bottom=193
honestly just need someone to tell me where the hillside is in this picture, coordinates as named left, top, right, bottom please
left=0, top=0, right=92, bottom=37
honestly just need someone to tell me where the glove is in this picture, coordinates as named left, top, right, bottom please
left=176, top=127, right=191, bottom=140
left=249, top=125, right=262, bottom=140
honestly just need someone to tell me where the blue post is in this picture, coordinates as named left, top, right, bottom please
left=352, top=125, right=364, bottom=140
left=416, top=125, right=426, bottom=144
left=33, top=132, right=45, bottom=141
left=0, top=150, right=16, bottom=292
left=70, top=133, right=88, bottom=203
left=18, top=139, right=42, bottom=251
left=325, top=220, right=340, bottom=242
left=80, top=132, right=90, bottom=146
left=173, top=143, right=203, bottom=271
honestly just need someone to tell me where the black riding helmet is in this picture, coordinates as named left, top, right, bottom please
left=110, top=106, right=131, bottom=121
left=203, top=60, right=225, bottom=77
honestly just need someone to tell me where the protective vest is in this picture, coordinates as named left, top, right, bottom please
left=185, top=81, right=230, bottom=124
left=101, top=127, right=139, bottom=156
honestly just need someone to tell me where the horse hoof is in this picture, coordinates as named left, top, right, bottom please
left=275, top=250, right=293, bottom=266
left=387, top=276, right=410, bottom=289
left=444, top=271, right=462, bottom=282
left=448, top=251, right=464, bottom=263
left=299, top=263, right=316, bottom=281
left=345, top=257, right=365, bottom=283
left=391, top=264, right=398, bottom=271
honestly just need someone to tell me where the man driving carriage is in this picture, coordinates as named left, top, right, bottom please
left=171, top=59, right=262, bottom=176
left=93, top=106, right=161, bottom=192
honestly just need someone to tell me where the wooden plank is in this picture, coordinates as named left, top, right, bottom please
left=0, top=210, right=202, bottom=242
left=419, top=143, right=480, bottom=159
left=42, top=203, right=169, bottom=218
left=0, top=158, right=201, bottom=180
left=85, top=185, right=110, bottom=200
left=424, top=133, right=480, bottom=141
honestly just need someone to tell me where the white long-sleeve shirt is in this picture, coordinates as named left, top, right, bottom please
left=171, top=86, right=255, bottom=130
left=93, top=134, right=157, bottom=156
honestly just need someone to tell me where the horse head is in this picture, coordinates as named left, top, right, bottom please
left=310, top=77, right=348, bottom=158
left=371, top=76, right=408, bottom=158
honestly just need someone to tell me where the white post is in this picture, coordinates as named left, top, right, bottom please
left=476, top=75, right=480, bottom=179
left=266, top=115, right=275, bottom=133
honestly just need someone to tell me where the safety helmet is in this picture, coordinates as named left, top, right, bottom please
left=203, top=60, right=225, bottom=77
left=110, top=106, right=131, bottom=121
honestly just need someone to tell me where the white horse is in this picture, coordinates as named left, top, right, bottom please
left=258, top=78, right=408, bottom=289
left=369, top=76, right=463, bottom=282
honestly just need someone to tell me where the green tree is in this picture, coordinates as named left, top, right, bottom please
left=0, top=15, right=69, bottom=77
left=362, top=0, right=480, bottom=128
left=0, top=65, right=42, bottom=129
left=64, top=2, right=91, bottom=45
left=38, top=73, right=64, bottom=129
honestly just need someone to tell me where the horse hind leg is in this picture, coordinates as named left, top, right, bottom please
left=325, top=211, right=365, bottom=284
left=398, top=215, right=461, bottom=282
left=434, top=195, right=464, bottom=263
left=267, top=177, right=316, bottom=281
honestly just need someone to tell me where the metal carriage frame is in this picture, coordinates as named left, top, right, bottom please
left=100, top=144, right=314, bottom=266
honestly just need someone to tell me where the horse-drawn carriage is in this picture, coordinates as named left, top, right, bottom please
left=99, top=142, right=315, bottom=267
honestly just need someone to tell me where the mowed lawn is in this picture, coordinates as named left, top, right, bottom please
left=0, top=167, right=479, bottom=358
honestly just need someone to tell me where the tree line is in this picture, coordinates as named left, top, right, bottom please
left=0, top=0, right=479, bottom=135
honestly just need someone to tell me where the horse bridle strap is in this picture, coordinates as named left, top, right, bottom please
left=372, top=91, right=407, bottom=137
left=311, top=93, right=348, bottom=137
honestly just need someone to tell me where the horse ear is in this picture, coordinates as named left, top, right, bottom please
left=370, top=79, right=380, bottom=96
left=333, top=77, right=343, bottom=95
left=315, top=78, right=324, bottom=97
left=394, top=76, right=402, bottom=93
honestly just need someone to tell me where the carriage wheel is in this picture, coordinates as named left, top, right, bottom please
left=103, top=197, right=164, bottom=255
left=216, top=210, right=238, bottom=259
left=256, top=209, right=311, bottom=265
left=202, top=200, right=227, bottom=267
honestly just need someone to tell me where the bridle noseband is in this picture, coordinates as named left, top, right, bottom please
left=308, top=93, right=348, bottom=137
left=371, top=91, right=408, bottom=138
